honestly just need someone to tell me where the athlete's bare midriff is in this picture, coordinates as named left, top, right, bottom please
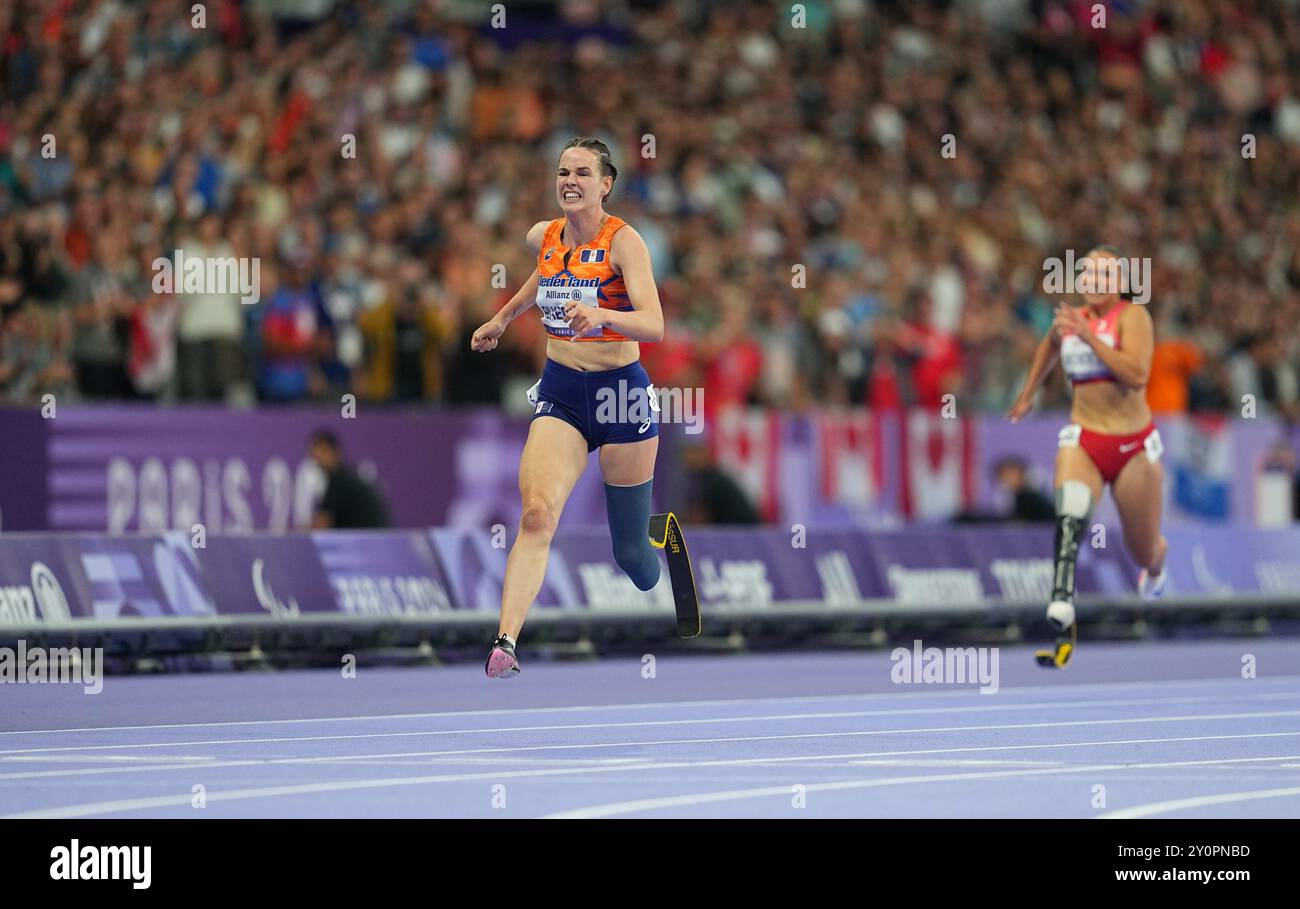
left=546, top=337, right=640, bottom=371
left=1070, top=379, right=1152, bottom=436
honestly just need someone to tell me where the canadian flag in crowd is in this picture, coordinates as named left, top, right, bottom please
left=711, top=407, right=780, bottom=522
left=818, top=409, right=882, bottom=508
left=899, top=411, right=974, bottom=519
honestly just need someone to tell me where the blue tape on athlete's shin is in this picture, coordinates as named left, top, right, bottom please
left=604, top=479, right=661, bottom=591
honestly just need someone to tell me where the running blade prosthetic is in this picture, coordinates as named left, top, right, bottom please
left=1035, top=600, right=1077, bottom=669
left=649, top=512, right=700, bottom=638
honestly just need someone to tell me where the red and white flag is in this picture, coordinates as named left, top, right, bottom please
left=899, top=411, right=974, bottom=519
left=710, top=406, right=780, bottom=522
left=818, top=408, right=882, bottom=508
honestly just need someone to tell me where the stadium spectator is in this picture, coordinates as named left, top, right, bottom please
left=70, top=231, right=135, bottom=399
left=1147, top=322, right=1206, bottom=415
left=954, top=455, right=1055, bottom=524
left=355, top=262, right=451, bottom=402
left=994, top=456, right=1057, bottom=524
left=681, top=443, right=760, bottom=526
left=308, top=429, right=391, bottom=529
left=174, top=214, right=245, bottom=402
left=256, top=257, right=332, bottom=403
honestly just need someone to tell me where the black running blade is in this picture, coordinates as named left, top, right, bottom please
left=649, top=512, right=700, bottom=638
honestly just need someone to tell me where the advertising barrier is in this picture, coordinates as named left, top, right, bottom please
left=2, top=407, right=1297, bottom=533
left=1, top=525, right=1296, bottom=629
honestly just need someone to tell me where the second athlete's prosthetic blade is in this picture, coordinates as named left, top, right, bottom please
left=1037, top=481, right=1092, bottom=669
left=649, top=512, right=700, bottom=638
left=1051, top=481, right=1093, bottom=605
left=1035, top=611, right=1077, bottom=668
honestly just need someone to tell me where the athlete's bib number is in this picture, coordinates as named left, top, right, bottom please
left=537, top=283, right=601, bottom=338
left=1061, top=331, right=1118, bottom=382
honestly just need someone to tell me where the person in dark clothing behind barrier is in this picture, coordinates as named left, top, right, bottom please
left=953, top=456, right=1056, bottom=524
left=994, top=456, right=1057, bottom=523
left=309, top=429, right=391, bottom=529
left=682, top=443, right=761, bottom=525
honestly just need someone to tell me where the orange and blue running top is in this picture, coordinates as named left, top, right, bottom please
left=534, top=215, right=632, bottom=342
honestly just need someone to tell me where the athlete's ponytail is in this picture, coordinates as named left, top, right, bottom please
left=561, top=137, right=618, bottom=205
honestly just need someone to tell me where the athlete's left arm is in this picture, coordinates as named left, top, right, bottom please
left=570, top=226, right=664, bottom=342
left=1083, top=303, right=1153, bottom=388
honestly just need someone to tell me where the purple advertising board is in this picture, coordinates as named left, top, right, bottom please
left=0, top=406, right=625, bottom=534
left=195, top=535, right=339, bottom=617
left=313, top=531, right=453, bottom=616
left=2, top=406, right=1298, bottom=534
left=426, top=527, right=582, bottom=611
left=0, top=525, right=1297, bottom=630
left=196, top=532, right=455, bottom=618
left=863, top=526, right=1131, bottom=604
left=0, top=532, right=215, bottom=622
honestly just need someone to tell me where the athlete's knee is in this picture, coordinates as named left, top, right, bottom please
left=1055, top=480, right=1095, bottom=521
left=519, top=494, right=559, bottom=539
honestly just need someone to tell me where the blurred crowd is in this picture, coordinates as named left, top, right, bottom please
left=1, top=0, right=1298, bottom=418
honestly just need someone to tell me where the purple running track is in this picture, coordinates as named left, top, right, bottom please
left=2, top=639, right=1299, bottom=818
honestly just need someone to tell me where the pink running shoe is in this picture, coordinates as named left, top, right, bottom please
left=485, top=635, right=520, bottom=679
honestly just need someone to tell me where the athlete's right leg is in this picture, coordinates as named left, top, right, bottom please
left=1111, top=444, right=1168, bottom=599
left=497, top=416, right=589, bottom=641
left=1048, top=443, right=1105, bottom=627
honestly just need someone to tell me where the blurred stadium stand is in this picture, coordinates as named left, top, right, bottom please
left=1, top=0, right=1297, bottom=416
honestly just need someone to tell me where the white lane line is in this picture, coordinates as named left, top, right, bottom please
left=0, top=754, right=215, bottom=764
left=545, top=755, right=1300, bottom=819
left=4, top=675, right=1297, bottom=737
left=3, top=729, right=1299, bottom=784
left=1099, top=787, right=1300, bottom=819
left=1112, top=754, right=1300, bottom=770
left=298, top=732, right=1300, bottom=766
left=0, top=760, right=270, bottom=782
left=311, top=733, right=1300, bottom=766
left=7, top=741, right=1300, bottom=819
left=847, top=759, right=1065, bottom=767
left=3, top=705, right=1298, bottom=758
left=0, top=754, right=651, bottom=782
left=6, top=760, right=1134, bottom=820
left=0, top=761, right=684, bottom=819
left=544, top=769, right=1101, bottom=818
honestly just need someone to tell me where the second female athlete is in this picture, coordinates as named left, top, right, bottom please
left=1008, top=246, right=1168, bottom=666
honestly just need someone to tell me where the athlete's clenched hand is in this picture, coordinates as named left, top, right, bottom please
left=471, top=318, right=506, bottom=352
left=564, top=301, right=607, bottom=339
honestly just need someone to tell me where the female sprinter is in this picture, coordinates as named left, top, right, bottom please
left=1007, top=246, right=1168, bottom=665
left=470, top=138, right=665, bottom=678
